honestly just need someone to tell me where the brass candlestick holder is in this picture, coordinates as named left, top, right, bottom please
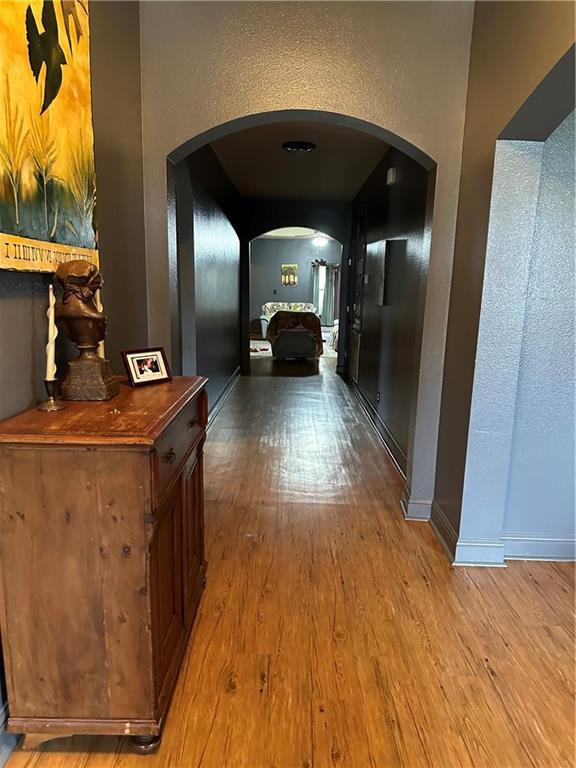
left=37, top=379, right=66, bottom=412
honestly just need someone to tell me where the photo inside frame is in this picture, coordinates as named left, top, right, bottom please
left=130, top=353, right=167, bottom=381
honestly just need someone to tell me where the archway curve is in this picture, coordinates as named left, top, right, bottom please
left=250, top=226, right=343, bottom=245
left=249, top=222, right=345, bottom=245
left=167, top=108, right=436, bottom=171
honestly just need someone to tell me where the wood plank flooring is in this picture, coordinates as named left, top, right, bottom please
left=7, top=358, right=575, bottom=768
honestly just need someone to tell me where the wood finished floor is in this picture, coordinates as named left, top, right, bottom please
left=8, top=358, right=575, bottom=768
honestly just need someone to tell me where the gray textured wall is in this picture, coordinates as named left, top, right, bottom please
left=433, top=2, right=575, bottom=550
left=455, top=139, right=544, bottom=564
left=503, top=113, right=575, bottom=555
left=250, top=237, right=342, bottom=324
left=455, top=112, right=575, bottom=564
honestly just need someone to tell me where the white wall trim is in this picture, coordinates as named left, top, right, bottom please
left=454, top=538, right=506, bottom=567
left=503, top=533, right=576, bottom=561
left=431, top=501, right=509, bottom=567
left=401, top=487, right=432, bottom=521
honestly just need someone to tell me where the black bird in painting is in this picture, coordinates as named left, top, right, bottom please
left=60, top=0, right=87, bottom=58
left=26, top=1, right=67, bottom=114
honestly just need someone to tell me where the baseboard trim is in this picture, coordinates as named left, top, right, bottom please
left=207, top=367, right=240, bottom=428
left=350, top=383, right=406, bottom=480
left=401, top=486, right=432, bottom=521
left=503, top=533, right=576, bottom=561
left=454, top=538, right=506, bottom=567
left=430, top=500, right=458, bottom=561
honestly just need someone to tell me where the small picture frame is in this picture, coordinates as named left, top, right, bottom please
left=122, top=347, right=172, bottom=387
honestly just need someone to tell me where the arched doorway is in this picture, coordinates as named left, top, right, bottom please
left=167, top=109, right=436, bottom=508
left=248, top=227, right=343, bottom=367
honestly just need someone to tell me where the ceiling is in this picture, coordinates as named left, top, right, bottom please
left=210, top=121, right=389, bottom=202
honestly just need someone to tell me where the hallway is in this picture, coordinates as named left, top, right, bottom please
left=8, top=360, right=575, bottom=768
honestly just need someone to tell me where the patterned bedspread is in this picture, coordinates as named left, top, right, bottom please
left=265, top=311, right=323, bottom=357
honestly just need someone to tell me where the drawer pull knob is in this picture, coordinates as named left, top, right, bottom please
left=189, top=418, right=200, bottom=428
left=163, top=448, right=177, bottom=464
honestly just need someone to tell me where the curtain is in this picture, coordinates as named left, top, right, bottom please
left=311, top=262, right=320, bottom=314
left=322, top=265, right=337, bottom=326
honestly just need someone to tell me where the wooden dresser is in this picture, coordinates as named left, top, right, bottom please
left=0, top=376, right=208, bottom=752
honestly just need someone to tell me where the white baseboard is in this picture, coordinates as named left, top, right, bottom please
left=454, top=537, right=506, bottom=567
left=401, top=493, right=432, bottom=521
left=503, top=533, right=576, bottom=561
left=431, top=501, right=507, bottom=567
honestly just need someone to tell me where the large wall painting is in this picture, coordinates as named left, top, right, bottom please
left=0, top=0, right=97, bottom=272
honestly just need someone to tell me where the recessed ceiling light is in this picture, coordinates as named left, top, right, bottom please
left=282, top=141, right=317, bottom=153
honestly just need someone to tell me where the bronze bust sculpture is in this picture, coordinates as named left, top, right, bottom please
left=55, top=260, right=119, bottom=401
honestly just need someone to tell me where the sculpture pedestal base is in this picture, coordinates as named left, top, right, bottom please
left=62, top=356, right=119, bottom=401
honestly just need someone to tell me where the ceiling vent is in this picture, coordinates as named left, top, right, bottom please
left=282, top=140, right=317, bottom=154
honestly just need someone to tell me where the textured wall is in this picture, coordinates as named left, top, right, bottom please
left=250, top=237, right=342, bottom=323
left=504, top=113, right=575, bottom=554
left=456, top=141, right=544, bottom=563
left=354, top=149, right=429, bottom=473
left=455, top=113, right=575, bottom=564
left=434, top=2, right=575, bottom=548
left=138, top=0, right=474, bottom=512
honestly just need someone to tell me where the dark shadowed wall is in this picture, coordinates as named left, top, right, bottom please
left=180, top=148, right=241, bottom=408
left=250, top=237, right=342, bottom=324
left=433, top=1, right=575, bottom=551
left=89, top=1, right=147, bottom=371
left=0, top=273, right=48, bottom=421
left=353, top=149, right=429, bottom=472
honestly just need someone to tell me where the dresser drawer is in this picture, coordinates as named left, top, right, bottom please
left=153, top=396, right=203, bottom=501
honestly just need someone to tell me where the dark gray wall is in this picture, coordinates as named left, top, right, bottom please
left=354, top=149, right=429, bottom=472
left=433, top=2, right=575, bottom=551
left=180, top=149, right=241, bottom=408
left=250, top=237, right=342, bottom=323
left=89, top=1, right=148, bottom=371
left=0, top=272, right=48, bottom=421
left=243, top=199, right=351, bottom=244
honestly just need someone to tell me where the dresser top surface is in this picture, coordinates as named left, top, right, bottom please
left=0, top=376, right=207, bottom=446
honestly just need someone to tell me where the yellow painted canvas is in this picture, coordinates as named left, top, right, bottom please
left=0, top=0, right=97, bottom=272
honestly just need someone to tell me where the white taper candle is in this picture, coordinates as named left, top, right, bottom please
left=95, top=288, right=105, bottom=358
left=45, top=284, right=57, bottom=381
